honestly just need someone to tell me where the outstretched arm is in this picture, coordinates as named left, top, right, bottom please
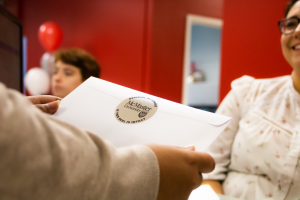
left=0, top=84, right=159, bottom=200
left=0, top=83, right=215, bottom=200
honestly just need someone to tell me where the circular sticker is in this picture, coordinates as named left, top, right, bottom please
left=115, top=96, right=158, bottom=124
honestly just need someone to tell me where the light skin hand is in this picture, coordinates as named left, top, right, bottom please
left=147, top=144, right=215, bottom=200
left=27, top=95, right=62, bottom=114
left=183, top=145, right=223, bottom=194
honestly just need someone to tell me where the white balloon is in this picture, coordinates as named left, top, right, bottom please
left=25, top=67, right=50, bottom=95
left=40, top=52, right=54, bottom=76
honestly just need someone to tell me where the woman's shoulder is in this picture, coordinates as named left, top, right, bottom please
left=229, top=75, right=256, bottom=96
left=231, top=75, right=255, bottom=88
left=230, top=75, right=291, bottom=103
left=231, top=75, right=290, bottom=90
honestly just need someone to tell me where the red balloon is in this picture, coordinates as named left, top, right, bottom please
left=38, top=22, right=63, bottom=52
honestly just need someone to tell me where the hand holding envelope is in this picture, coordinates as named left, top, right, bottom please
left=148, top=144, right=215, bottom=200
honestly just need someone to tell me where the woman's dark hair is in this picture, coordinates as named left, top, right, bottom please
left=54, top=48, right=101, bottom=81
left=285, top=0, right=299, bottom=17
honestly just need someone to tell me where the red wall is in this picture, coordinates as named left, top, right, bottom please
left=219, top=0, right=292, bottom=102
left=20, top=0, right=223, bottom=102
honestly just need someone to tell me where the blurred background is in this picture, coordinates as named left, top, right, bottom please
left=0, top=0, right=293, bottom=111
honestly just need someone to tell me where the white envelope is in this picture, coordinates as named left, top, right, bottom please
left=54, top=77, right=231, bottom=152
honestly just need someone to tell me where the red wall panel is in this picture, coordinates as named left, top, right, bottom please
left=219, top=0, right=292, bottom=102
left=148, top=0, right=223, bottom=102
left=21, top=0, right=223, bottom=102
left=21, top=0, right=146, bottom=91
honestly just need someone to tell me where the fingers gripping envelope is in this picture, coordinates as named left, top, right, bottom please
left=54, top=77, right=231, bottom=152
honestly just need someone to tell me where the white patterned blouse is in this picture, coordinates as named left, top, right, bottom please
left=204, top=75, right=300, bottom=200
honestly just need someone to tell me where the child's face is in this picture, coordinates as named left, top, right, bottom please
left=51, top=60, right=83, bottom=98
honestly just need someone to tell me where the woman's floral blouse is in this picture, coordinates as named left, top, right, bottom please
left=203, top=75, right=300, bottom=200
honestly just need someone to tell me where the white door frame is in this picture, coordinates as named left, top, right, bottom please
left=181, top=14, right=223, bottom=105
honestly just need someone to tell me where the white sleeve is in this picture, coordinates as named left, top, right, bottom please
left=0, top=83, right=159, bottom=200
left=203, top=76, right=254, bottom=180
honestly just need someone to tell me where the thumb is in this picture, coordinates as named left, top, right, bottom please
left=35, top=100, right=60, bottom=114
